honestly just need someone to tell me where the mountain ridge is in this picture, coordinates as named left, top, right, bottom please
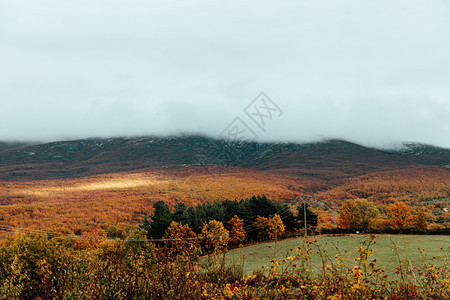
left=0, top=135, right=448, bottom=181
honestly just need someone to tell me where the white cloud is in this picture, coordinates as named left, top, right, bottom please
left=0, top=0, right=449, bottom=147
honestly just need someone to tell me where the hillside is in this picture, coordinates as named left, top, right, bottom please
left=0, top=141, right=35, bottom=153
left=0, top=167, right=310, bottom=233
left=0, top=136, right=448, bottom=234
left=0, top=136, right=448, bottom=182
left=316, top=166, right=450, bottom=205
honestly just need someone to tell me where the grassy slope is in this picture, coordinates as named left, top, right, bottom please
left=227, top=234, right=450, bottom=275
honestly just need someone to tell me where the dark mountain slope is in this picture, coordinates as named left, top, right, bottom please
left=388, top=143, right=450, bottom=166
left=0, top=135, right=448, bottom=181
left=0, top=141, right=35, bottom=153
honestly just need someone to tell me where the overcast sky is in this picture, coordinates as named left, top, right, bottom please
left=1, top=0, right=449, bottom=148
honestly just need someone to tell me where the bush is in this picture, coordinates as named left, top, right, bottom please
left=1, top=233, right=449, bottom=299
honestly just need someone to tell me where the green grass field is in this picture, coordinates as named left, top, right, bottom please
left=226, top=234, right=450, bottom=275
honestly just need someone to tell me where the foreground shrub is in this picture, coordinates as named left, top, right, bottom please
left=0, top=234, right=449, bottom=299
left=0, top=235, right=74, bottom=299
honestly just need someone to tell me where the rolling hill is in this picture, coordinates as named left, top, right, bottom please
left=0, top=135, right=448, bottom=182
left=0, top=135, right=448, bottom=234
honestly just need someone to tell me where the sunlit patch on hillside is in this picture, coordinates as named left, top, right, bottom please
left=34, top=178, right=168, bottom=196
left=2, top=174, right=170, bottom=198
left=0, top=168, right=307, bottom=235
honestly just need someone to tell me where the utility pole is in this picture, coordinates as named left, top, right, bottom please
left=332, top=209, right=338, bottom=228
left=273, top=223, right=277, bottom=258
left=304, top=201, right=307, bottom=237
left=296, top=195, right=337, bottom=236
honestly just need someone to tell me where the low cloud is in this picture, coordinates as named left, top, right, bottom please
left=0, top=0, right=449, bottom=147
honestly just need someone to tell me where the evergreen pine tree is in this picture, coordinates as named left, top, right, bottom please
left=148, top=201, right=172, bottom=239
left=172, top=202, right=188, bottom=224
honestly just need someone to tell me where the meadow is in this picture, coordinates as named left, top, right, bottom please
left=227, top=234, right=450, bottom=275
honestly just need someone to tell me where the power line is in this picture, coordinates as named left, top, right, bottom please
left=0, top=195, right=308, bottom=243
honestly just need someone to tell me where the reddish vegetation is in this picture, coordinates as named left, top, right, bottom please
left=0, top=163, right=448, bottom=235
left=316, top=167, right=450, bottom=205
left=0, top=167, right=309, bottom=234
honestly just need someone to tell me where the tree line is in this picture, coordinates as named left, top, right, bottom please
left=139, top=194, right=318, bottom=246
left=138, top=194, right=443, bottom=248
left=337, top=198, right=434, bottom=233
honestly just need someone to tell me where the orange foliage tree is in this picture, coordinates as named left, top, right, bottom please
left=162, top=221, right=199, bottom=258
left=387, top=201, right=412, bottom=230
left=413, top=210, right=429, bottom=231
left=255, top=214, right=285, bottom=240
left=338, top=198, right=379, bottom=231
left=200, top=220, right=230, bottom=254
left=227, top=215, right=246, bottom=246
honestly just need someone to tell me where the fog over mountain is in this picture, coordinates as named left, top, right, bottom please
left=1, top=0, right=449, bottom=147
